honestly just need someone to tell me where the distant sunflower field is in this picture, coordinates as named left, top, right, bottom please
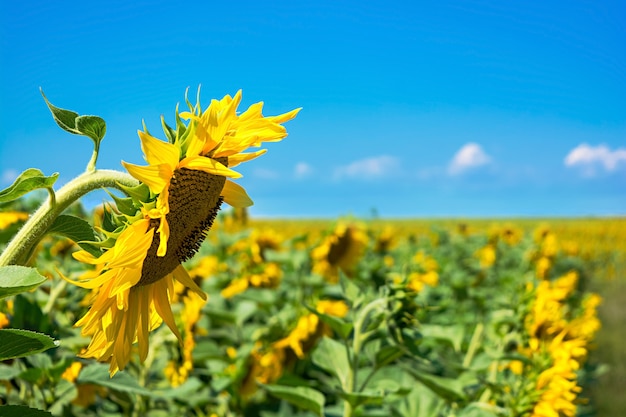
left=0, top=89, right=624, bottom=417
left=2, top=204, right=624, bottom=416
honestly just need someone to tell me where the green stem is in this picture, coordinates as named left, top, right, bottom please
left=463, top=322, right=484, bottom=368
left=86, top=141, right=100, bottom=173
left=343, top=298, right=387, bottom=417
left=42, top=279, right=67, bottom=315
left=0, top=169, right=138, bottom=267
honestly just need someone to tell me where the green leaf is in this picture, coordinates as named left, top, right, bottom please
left=161, top=115, right=177, bottom=144
left=75, top=115, right=106, bottom=143
left=421, top=324, right=465, bottom=352
left=41, top=89, right=80, bottom=134
left=10, top=294, right=55, bottom=335
left=339, top=390, right=385, bottom=408
left=0, top=329, right=58, bottom=361
left=339, top=271, right=362, bottom=306
left=49, top=379, right=78, bottom=416
left=456, top=402, right=502, bottom=417
left=40, top=89, right=106, bottom=144
left=0, top=266, right=47, bottom=299
left=116, top=182, right=148, bottom=202
left=312, top=336, right=350, bottom=389
left=105, top=190, right=137, bottom=216
left=77, top=363, right=152, bottom=396
left=0, top=168, right=58, bottom=203
left=375, top=345, right=405, bottom=368
left=404, top=367, right=467, bottom=402
left=0, top=405, right=54, bottom=417
left=0, top=364, right=21, bottom=380
left=48, top=214, right=96, bottom=244
left=306, top=305, right=353, bottom=340
left=261, top=384, right=325, bottom=417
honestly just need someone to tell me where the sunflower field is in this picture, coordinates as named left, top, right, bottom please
left=0, top=91, right=623, bottom=417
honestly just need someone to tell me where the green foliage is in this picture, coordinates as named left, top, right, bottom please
left=0, top=266, right=47, bottom=299
left=0, top=405, right=54, bottom=416
left=40, top=90, right=106, bottom=145
left=0, top=329, right=58, bottom=360
left=0, top=169, right=58, bottom=203
left=261, top=384, right=325, bottom=416
left=0, top=213, right=608, bottom=416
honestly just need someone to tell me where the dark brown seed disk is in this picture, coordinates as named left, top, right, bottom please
left=138, top=166, right=226, bottom=286
left=326, top=228, right=353, bottom=265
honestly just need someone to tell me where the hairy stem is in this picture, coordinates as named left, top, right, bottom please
left=0, top=169, right=138, bottom=266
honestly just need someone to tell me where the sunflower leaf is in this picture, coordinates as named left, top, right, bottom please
left=40, top=89, right=80, bottom=134
left=75, top=115, right=106, bottom=144
left=305, top=304, right=353, bottom=340
left=40, top=89, right=106, bottom=145
left=0, top=329, right=59, bottom=361
left=116, top=182, right=149, bottom=203
left=161, top=115, right=177, bottom=144
left=0, top=405, right=54, bottom=416
left=48, top=214, right=96, bottom=244
left=77, top=363, right=152, bottom=396
left=0, top=168, right=58, bottom=203
left=260, top=384, right=325, bottom=417
left=0, top=266, right=47, bottom=299
left=105, top=190, right=138, bottom=216
left=311, top=336, right=350, bottom=389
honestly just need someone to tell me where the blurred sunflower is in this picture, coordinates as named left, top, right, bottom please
left=65, top=90, right=300, bottom=375
left=311, top=223, right=367, bottom=282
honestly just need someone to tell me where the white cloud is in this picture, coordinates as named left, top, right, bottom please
left=1, top=169, right=18, bottom=185
left=564, top=143, right=626, bottom=174
left=448, top=143, right=491, bottom=175
left=334, top=155, right=399, bottom=179
left=294, top=162, right=313, bottom=178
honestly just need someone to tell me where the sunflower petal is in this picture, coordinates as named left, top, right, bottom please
left=172, top=265, right=207, bottom=300
left=266, top=107, right=302, bottom=124
left=179, top=156, right=242, bottom=178
left=122, top=161, right=172, bottom=194
left=222, top=180, right=253, bottom=207
left=227, top=149, right=267, bottom=168
left=152, top=278, right=182, bottom=342
left=138, top=130, right=180, bottom=167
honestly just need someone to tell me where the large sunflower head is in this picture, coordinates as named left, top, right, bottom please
left=66, top=90, right=299, bottom=375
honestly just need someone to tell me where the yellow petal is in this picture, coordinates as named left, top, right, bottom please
left=136, top=287, right=150, bottom=362
left=138, top=130, right=180, bottom=168
left=179, top=156, right=242, bottom=178
left=152, top=278, right=182, bottom=342
left=227, top=149, right=267, bottom=168
left=172, top=264, right=207, bottom=300
left=157, top=217, right=169, bottom=257
left=266, top=107, right=301, bottom=124
left=122, top=161, right=172, bottom=194
left=109, top=220, right=155, bottom=270
left=222, top=180, right=253, bottom=207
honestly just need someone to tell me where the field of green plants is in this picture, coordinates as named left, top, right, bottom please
left=2, top=205, right=619, bottom=417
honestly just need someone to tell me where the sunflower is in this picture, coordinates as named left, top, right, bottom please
left=66, top=90, right=299, bottom=375
left=311, top=223, right=367, bottom=283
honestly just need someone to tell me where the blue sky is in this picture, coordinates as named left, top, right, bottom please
left=1, top=0, right=624, bottom=217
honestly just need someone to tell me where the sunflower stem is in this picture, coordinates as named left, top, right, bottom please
left=0, top=169, right=139, bottom=267
left=86, top=141, right=100, bottom=173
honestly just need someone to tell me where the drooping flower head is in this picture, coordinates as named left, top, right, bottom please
left=66, top=90, right=300, bottom=375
